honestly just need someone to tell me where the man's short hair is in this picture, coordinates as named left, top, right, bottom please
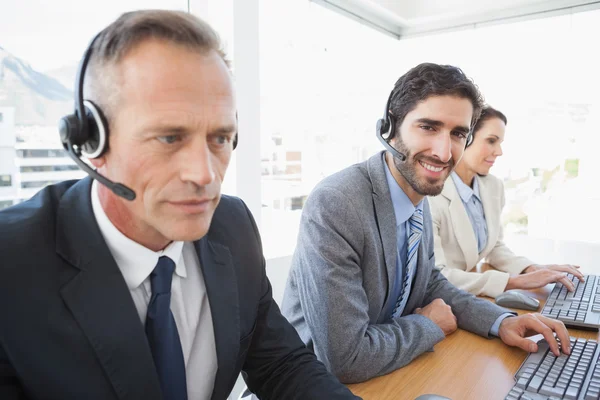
left=389, top=63, right=485, bottom=137
left=84, top=10, right=229, bottom=124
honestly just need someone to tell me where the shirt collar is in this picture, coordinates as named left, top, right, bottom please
left=451, top=171, right=481, bottom=203
left=384, top=162, right=424, bottom=227
left=90, top=180, right=187, bottom=290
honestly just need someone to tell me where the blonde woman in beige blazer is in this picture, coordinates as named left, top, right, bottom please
left=429, top=106, right=582, bottom=298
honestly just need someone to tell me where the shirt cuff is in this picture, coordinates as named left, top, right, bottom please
left=490, top=313, right=514, bottom=337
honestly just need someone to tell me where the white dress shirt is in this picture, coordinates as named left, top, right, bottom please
left=91, top=180, right=217, bottom=400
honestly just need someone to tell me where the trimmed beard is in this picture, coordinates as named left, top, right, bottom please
left=391, top=134, right=454, bottom=197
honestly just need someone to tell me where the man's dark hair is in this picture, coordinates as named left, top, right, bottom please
left=389, top=63, right=485, bottom=136
left=471, top=105, right=507, bottom=139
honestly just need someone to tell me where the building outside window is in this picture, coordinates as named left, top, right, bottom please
left=0, top=175, right=11, bottom=187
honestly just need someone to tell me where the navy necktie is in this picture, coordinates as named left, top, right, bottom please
left=145, top=256, right=188, bottom=400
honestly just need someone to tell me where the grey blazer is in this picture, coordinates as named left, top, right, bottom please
left=281, top=151, right=510, bottom=383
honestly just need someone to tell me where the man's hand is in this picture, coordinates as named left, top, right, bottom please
left=506, top=264, right=583, bottom=292
left=415, top=298, right=457, bottom=336
left=498, top=313, right=571, bottom=356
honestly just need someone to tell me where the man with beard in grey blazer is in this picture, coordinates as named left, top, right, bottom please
left=282, top=63, right=570, bottom=384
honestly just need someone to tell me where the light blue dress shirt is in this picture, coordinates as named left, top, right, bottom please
left=451, top=172, right=488, bottom=254
left=384, top=167, right=512, bottom=334
left=383, top=164, right=423, bottom=320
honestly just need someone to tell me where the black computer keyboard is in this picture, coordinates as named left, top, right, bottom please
left=505, top=337, right=600, bottom=399
left=541, top=275, right=600, bottom=330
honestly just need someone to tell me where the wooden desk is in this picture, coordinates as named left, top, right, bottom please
left=347, top=278, right=599, bottom=399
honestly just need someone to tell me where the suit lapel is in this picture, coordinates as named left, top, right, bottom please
left=477, top=176, right=499, bottom=256
left=56, top=178, right=161, bottom=400
left=195, top=238, right=240, bottom=400
left=443, top=178, right=479, bottom=270
left=367, top=152, right=399, bottom=323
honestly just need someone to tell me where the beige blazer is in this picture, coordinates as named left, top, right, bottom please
left=428, top=174, right=534, bottom=298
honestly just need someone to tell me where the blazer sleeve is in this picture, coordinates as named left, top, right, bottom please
left=484, top=184, right=534, bottom=275
left=290, top=185, right=447, bottom=384
left=432, top=208, right=510, bottom=298
left=240, top=202, right=360, bottom=400
left=0, top=341, right=26, bottom=400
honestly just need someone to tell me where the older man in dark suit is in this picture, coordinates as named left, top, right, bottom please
left=0, top=10, right=358, bottom=400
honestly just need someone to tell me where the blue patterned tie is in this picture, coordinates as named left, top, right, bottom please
left=145, top=256, right=188, bottom=400
left=391, top=209, right=424, bottom=318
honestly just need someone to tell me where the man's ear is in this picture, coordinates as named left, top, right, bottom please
left=89, top=156, right=106, bottom=169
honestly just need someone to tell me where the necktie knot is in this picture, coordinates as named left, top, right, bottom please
left=150, top=256, right=175, bottom=295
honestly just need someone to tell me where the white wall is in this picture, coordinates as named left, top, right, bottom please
left=266, top=254, right=294, bottom=305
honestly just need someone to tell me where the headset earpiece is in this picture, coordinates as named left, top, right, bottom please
left=80, top=100, right=108, bottom=159
left=378, top=115, right=395, bottom=141
left=376, top=89, right=406, bottom=162
left=58, top=101, right=108, bottom=159
left=376, top=90, right=394, bottom=141
left=465, top=131, right=474, bottom=147
left=376, top=117, right=389, bottom=139
left=58, top=114, right=84, bottom=146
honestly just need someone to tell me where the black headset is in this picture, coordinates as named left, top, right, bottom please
left=58, top=31, right=238, bottom=202
left=376, top=89, right=474, bottom=160
left=376, top=90, right=406, bottom=162
left=465, top=118, right=477, bottom=147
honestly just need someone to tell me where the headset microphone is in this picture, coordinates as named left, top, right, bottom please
left=375, top=90, right=406, bottom=162
left=61, top=138, right=136, bottom=201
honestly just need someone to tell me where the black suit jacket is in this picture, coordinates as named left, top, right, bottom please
left=0, top=178, right=358, bottom=400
